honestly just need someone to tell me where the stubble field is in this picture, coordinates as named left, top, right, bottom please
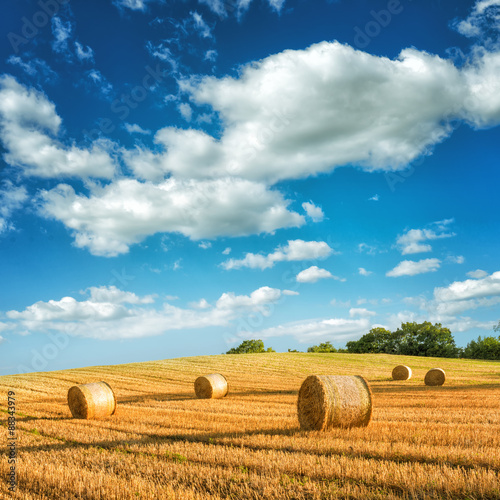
left=1, top=353, right=499, bottom=499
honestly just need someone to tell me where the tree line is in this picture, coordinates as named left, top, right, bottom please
left=226, top=321, right=500, bottom=360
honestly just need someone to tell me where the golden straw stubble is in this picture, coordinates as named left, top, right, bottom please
left=194, top=373, right=228, bottom=399
left=67, top=381, right=117, bottom=419
left=297, top=375, right=372, bottom=431
left=424, top=368, right=446, bottom=386
left=392, top=365, right=412, bottom=380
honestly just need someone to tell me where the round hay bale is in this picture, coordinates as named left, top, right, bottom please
left=297, top=375, right=372, bottom=431
left=424, top=368, right=446, bottom=386
left=392, top=365, right=412, bottom=381
left=67, top=381, right=116, bottom=419
left=194, top=373, right=228, bottom=399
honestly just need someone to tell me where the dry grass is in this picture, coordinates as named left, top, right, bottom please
left=1, top=353, right=499, bottom=499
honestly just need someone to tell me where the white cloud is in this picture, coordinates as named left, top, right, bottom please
left=386, top=258, right=441, bottom=277
left=0, top=182, right=28, bottom=234
left=222, top=239, right=333, bottom=270
left=396, top=219, right=455, bottom=255
left=199, top=241, right=212, bottom=249
left=434, top=271, right=500, bottom=302
left=0, top=76, right=117, bottom=179
left=189, top=298, right=211, bottom=309
left=357, top=243, right=379, bottom=255
left=7, top=56, right=57, bottom=83
left=124, top=123, right=151, bottom=135
left=191, top=11, right=212, bottom=38
left=40, top=178, right=303, bottom=256
left=330, top=299, right=351, bottom=307
left=113, top=0, right=154, bottom=11
left=146, top=42, right=178, bottom=72
left=467, top=269, right=489, bottom=279
left=369, top=194, right=379, bottom=201
left=296, top=266, right=338, bottom=283
left=282, top=290, right=299, bottom=296
left=6, top=285, right=290, bottom=340
left=51, top=16, right=72, bottom=55
left=453, top=0, right=500, bottom=39
left=87, top=69, right=113, bottom=97
left=447, top=255, right=465, bottom=264
left=222, top=247, right=231, bottom=255
left=349, top=307, right=376, bottom=318
left=86, top=286, right=156, bottom=304
left=178, top=102, right=193, bottom=122
left=75, top=42, right=94, bottom=62
left=205, top=49, right=218, bottom=62
left=251, top=317, right=370, bottom=342
left=302, top=201, right=324, bottom=222
left=199, top=0, right=227, bottom=18
left=358, top=267, right=372, bottom=276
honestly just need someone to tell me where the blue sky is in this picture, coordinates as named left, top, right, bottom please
left=0, top=0, right=499, bottom=375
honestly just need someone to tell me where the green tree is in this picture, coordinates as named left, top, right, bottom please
left=307, top=341, right=337, bottom=353
left=462, top=334, right=500, bottom=360
left=393, top=322, right=458, bottom=357
left=346, top=328, right=393, bottom=353
left=226, top=339, right=274, bottom=354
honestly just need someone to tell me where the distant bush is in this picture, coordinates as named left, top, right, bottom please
left=307, top=341, right=337, bottom=353
left=226, top=339, right=275, bottom=354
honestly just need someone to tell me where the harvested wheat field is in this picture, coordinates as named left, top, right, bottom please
left=1, top=353, right=499, bottom=499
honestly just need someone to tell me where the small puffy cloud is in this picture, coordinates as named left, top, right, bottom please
left=467, top=269, right=489, bottom=279
left=330, top=299, right=351, bottom=307
left=75, top=41, right=94, bottom=62
left=302, top=201, right=324, bottom=222
left=434, top=271, right=500, bottom=302
left=199, top=241, right=212, bottom=249
left=369, top=194, right=379, bottom=201
left=191, top=11, right=212, bottom=38
left=0, top=182, right=28, bottom=234
left=87, top=69, right=113, bottom=97
left=222, top=239, right=333, bottom=270
left=222, top=247, right=231, bottom=255
left=358, top=267, right=372, bottom=276
left=386, top=258, right=441, bottom=277
left=51, top=16, right=72, bottom=55
left=447, top=255, right=465, bottom=264
left=113, top=0, right=154, bottom=11
left=178, top=102, right=193, bottom=122
left=349, top=307, right=376, bottom=318
left=282, top=290, right=299, bottom=296
left=296, top=266, right=337, bottom=283
left=0, top=76, right=117, bottom=179
left=205, top=50, right=218, bottom=62
left=396, top=219, right=455, bottom=255
left=357, top=243, right=379, bottom=255
left=216, top=286, right=282, bottom=312
left=124, top=123, right=151, bottom=135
